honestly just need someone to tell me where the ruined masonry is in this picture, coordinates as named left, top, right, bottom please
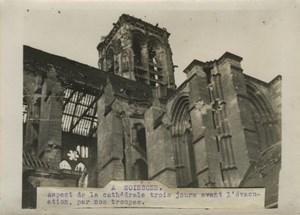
left=23, top=14, right=281, bottom=208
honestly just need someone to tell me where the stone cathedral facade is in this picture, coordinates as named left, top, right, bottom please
left=23, top=14, right=281, bottom=208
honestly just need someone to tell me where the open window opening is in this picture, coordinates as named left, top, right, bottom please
left=148, top=39, right=162, bottom=87
left=136, top=124, right=147, bottom=152
left=59, top=160, right=72, bottom=170
left=62, top=88, right=98, bottom=137
left=76, top=145, right=89, bottom=158
left=132, top=35, right=143, bottom=66
left=171, top=95, right=197, bottom=187
left=75, top=162, right=86, bottom=172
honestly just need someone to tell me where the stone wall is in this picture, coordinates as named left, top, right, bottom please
left=144, top=105, right=177, bottom=187
left=23, top=66, right=64, bottom=164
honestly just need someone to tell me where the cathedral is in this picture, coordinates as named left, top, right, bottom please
left=22, top=14, right=281, bottom=208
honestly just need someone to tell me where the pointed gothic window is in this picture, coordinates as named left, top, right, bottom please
left=137, top=125, right=147, bottom=152
left=59, top=160, right=72, bottom=170
left=132, top=36, right=142, bottom=66
left=75, top=162, right=86, bottom=172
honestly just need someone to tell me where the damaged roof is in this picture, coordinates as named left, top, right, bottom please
left=24, top=45, right=153, bottom=103
left=239, top=142, right=281, bottom=207
left=24, top=45, right=107, bottom=93
left=107, top=74, right=153, bottom=103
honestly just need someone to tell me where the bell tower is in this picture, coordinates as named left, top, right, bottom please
left=97, top=14, right=176, bottom=89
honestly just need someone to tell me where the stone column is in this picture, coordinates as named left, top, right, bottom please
left=186, top=66, right=223, bottom=187
left=96, top=89, right=125, bottom=187
left=38, top=67, right=63, bottom=163
left=216, top=53, right=259, bottom=186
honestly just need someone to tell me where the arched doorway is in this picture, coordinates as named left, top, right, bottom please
left=171, top=94, right=197, bottom=187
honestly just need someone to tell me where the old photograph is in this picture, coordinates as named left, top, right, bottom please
left=21, top=7, right=283, bottom=210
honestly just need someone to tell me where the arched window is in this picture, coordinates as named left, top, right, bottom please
left=75, top=162, right=86, bottom=172
left=132, top=123, right=147, bottom=155
left=147, top=37, right=163, bottom=87
left=136, top=124, right=147, bottom=152
left=148, top=47, right=157, bottom=64
left=133, top=159, right=148, bottom=180
left=59, top=160, right=72, bottom=170
left=246, top=84, right=280, bottom=151
left=76, top=145, right=89, bottom=158
left=132, top=35, right=143, bottom=66
left=171, top=94, right=197, bottom=187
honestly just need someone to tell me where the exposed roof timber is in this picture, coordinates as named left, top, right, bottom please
left=70, top=92, right=102, bottom=132
left=77, top=91, right=87, bottom=104
left=63, top=89, right=77, bottom=110
left=88, top=126, right=97, bottom=137
left=25, top=46, right=153, bottom=103
left=88, top=101, right=98, bottom=135
left=69, top=91, right=84, bottom=131
left=24, top=46, right=107, bottom=94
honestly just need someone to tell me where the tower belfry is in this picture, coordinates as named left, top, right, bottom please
left=97, top=14, right=176, bottom=89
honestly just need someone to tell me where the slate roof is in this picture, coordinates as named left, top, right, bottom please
left=24, top=45, right=153, bottom=103
left=239, top=142, right=281, bottom=208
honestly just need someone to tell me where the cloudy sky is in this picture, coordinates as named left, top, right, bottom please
left=23, top=2, right=296, bottom=86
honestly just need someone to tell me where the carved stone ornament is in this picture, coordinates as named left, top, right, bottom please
left=127, top=103, right=139, bottom=116
left=47, top=67, right=58, bottom=79
left=120, top=31, right=132, bottom=47
left=195, top=99, right=208, bottom=114
left=162, top=113, right=173, bottom=129
left=67, top=150, right=79, bottom=161
left=184, top=119, right=192, bottom=130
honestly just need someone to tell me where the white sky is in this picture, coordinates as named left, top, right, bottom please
left=23, top=4, right=295, bottom=86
